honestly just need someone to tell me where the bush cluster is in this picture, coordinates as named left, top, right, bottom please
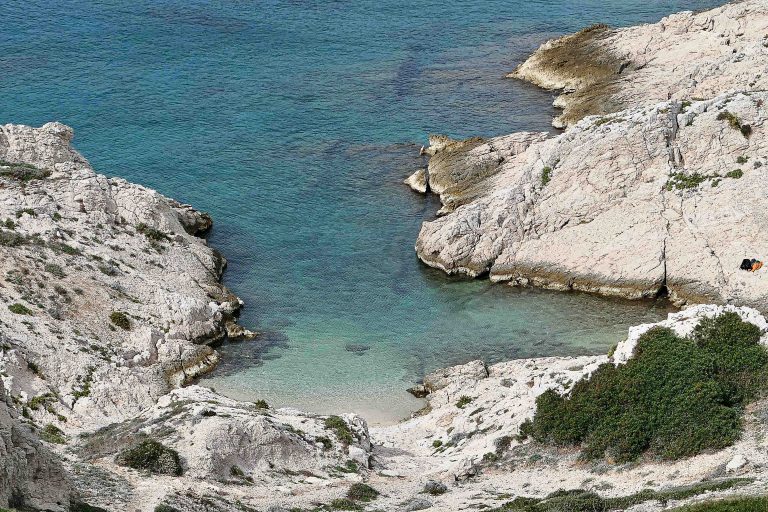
left=0, top=160, right=51, bottom=182
left=324, top=415, right=354, bottom=445
left=488, top=479, right=751, bottom=512
left=115, top=439, right=183, bottom=476
left=519, top=313, right=768, bottom=462
left=110, top=311, right=131, bottom=330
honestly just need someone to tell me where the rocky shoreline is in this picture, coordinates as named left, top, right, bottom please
left=4, top=1, right=768, bottom=511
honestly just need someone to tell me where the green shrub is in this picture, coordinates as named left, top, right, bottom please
left=432, top=439, right=443, bottom=448
left=726, top=169, right=744, bottom=179
left=717, top=111, right=752, bottom=138
left=0, top=161, right=50, bottom=181
left=40, top=423, right=66, bottom=444
left=254, top=399, right=269, bottom=409
left=0, top=229, right=27, bottom=246
left=666, top=172, right=711, bottom=190
left=154, top=505, right=181, bottom=512
left=669, top=497, right=768, bottom=512
left=8, top=303, right=32, bottom=315
left=487, top=480, right=752, bottom=512
left=456, top=395, right=473, bottom=409
left=736, top=156, right=749, bottom=164
left=109, top=311, right=131, bottom=330
left=519, top=313, right=768, bottom=462
left=316, top=435, right=333, bottom=449
left=116, top=439, right=183, bottom=476
left=328, top=498, right=363, bottom=511
left=347, top=483, right=379, bottom=502
left=541, top=167, right=552, bottom=186
left=136, top=222, right=170, bottom=241
left=44, top=263, right=66, bottom=278
left=70, top=501, right=110, bottom=512
left=15, top=208, right=37, bottom=218
left=324, top=415, right=354, bottom=444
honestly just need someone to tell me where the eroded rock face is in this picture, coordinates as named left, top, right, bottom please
left=0, top=379, right=71, bottom=511
left=416, top=91, right=768, bottom=310
left=510, top=0, right=768, bottom=128
left=0, top=122, right=246, bottom=429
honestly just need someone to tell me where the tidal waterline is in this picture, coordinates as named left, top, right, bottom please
left=2, top=0, right=720, bottom=423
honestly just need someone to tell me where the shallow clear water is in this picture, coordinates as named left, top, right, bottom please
left=3, top=0, right=721, bottom=423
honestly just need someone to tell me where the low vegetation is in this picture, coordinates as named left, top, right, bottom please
left=8, top=303, right=33, bottom=315
left=488, top=479, right=752, bottom=512
left=0, top=160, right=51, bottom=181
left=115, top=439, right=183, bottom=476
left=541, top=166, right=552, bottom=186
left=136, top=222, right=170, bottom=241
left=456, top=395, right=473, bottom=409
left=324, top=415, right=354, bottom=444
left=109, top=311, right=131, bottom=330
left=717, top=110, right=752, bottom=137
left=40, top=423, right=66, bottom=444
left=670, top=497, right=768, bottom=512
left=347, top=483, right=379, bottom=502
left=519, top=313, right=768, bottom=462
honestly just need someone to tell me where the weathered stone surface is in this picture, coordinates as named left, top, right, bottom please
left=0, top=379, right=71, bottom=511
left=416, top=92, right=768, bottom=310
left=511, top=0, right=768, bottom=128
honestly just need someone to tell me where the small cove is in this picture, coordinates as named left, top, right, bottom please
left=1, top=0, right=723, bottom=424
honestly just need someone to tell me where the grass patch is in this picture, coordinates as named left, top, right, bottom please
left=0, top=160, right=50, bottom=182
left=109, top=311, right=131, bottom=330
left=116, top=439, right=183, bottom=476
left=736, top=156, right=749, bottom=164
left=717, top=111, right=752, bottom=137
left=488, top=480, right=752, bottom=512
left=137, top=222, right=170, bottom=241
left=456, top=395, right=473, bottom=409
left=0, top=229, right=28, bottom=247
left=324, top=415, right=354, bottom=445
left=665, top=172, right=711, bottom=190
left=725, top=169, right=744, bottom=179
left=8, top=303, right=32, bottom=315
left=328, top=498, right=363, bottom=511
left=670, top=497, right=768, bottom=512
left=44, top=263, right=66, bottom=278
left=519, top=312, right=768, bottom=462
left=347, top=483, right=379, bottom=502
left=40, top=423, right=66, bottom=444
left=541, top=167, right=552, bottom=186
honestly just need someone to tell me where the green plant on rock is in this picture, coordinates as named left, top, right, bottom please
left=328, top=498, right=363, bottom=511
left=116, top=439, right=183, bottom=476
left=456, top=395, right=473, bottom=409
left=347, top=483, right=379, bottom=502
left=736, top=155, right=749, bottom=164
left=154, top=505, right=181, bottom=512
left=487, top=479, right=752, bottom=512
left=518, top=312, right=768, bottom=462
left=669, top=496, right=768, bottom=512
left=541, top=166, right=552, bottom=186
left=717, top=110, right=752, bottom=137
left=725, top=169, right=744, bottom=179
left=324, top=415, right=354, bottom=445
left=0, top=161, right=51, bottom=182
left=109, top=311, right=131, bottom=330
left=136, top=222, right=170, bottom=241
left=40, top=423, right=66, bottom=444
left=8, top=303, right=32, bottom=315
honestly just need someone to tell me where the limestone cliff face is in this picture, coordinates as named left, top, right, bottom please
left=0, top=380, right=70, bottom=511
left=418, top=92, right=768, bottom=308
left=509, top=0, right=768, bottom=128
left=0, top=123, right=375, bottom=511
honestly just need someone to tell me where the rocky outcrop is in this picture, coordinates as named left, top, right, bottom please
left=0, top=379, right=71, bottom=511
left=510, top=0, right=768, bottom=129
left=371, top=305, right=768, bottom=510
left=416, top=91, right=768, bottom=310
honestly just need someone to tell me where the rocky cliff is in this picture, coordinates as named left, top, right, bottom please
left=0, top=123, right=374, bottom=511
left=415, top=0, right=768, bottom=311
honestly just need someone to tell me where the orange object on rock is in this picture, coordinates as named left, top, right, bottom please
left=753, top=261, right=764, bottom=272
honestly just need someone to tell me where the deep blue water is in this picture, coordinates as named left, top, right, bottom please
left=2, top=0, right=722, bottom=422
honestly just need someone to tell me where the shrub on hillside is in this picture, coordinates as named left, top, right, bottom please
left=115, top=439, right=183, bottom=476
left=518, top=312, right=768, bottom=462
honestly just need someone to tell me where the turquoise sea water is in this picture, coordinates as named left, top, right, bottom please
left=2, top=0, right=721, bottom=423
